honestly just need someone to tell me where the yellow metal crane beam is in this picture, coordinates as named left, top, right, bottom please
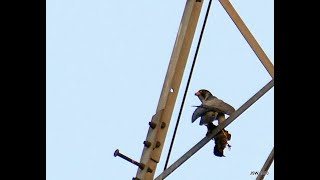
left=219, top=0, right=274, bottom=78
left=134, top=0, right=204, bottom=179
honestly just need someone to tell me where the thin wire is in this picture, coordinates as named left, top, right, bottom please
left=163, top=0, right=214, bottom=171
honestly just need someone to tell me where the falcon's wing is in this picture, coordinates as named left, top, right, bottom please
left=191, top=106, right=208, bottom=123
left=199, top=111, right=218, bottom=125
left=205, top=98, right=235, bottom=115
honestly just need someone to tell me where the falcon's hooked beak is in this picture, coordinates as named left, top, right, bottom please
left=195, top=91, right=201, bottom=96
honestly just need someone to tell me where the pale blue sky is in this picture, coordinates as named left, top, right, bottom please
left=46, top=0, right=274, bottom=179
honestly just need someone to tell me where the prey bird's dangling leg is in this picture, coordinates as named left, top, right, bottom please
left=227, top=143, right=231, bottom=150
left=205, top=122, right=216, bottom=136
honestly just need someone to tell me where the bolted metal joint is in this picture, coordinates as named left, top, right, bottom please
left=161, top=122, right=166, bottom=129
left=143, top=141, right=152, bottom=148
left=156, top=141, right=161, bottom=148
left=147, top=167, right=153, bottom=173
left=148, top=121, right=157, bottom=129
left=138, top=163, right=145, bottom=170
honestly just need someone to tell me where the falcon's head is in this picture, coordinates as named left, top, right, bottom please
left=195, top=89, right=213, bottom=101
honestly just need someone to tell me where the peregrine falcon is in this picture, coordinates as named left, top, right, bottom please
left=192, top=89, right=235, bottom=125
left=191, top=89, right=234, bottom=157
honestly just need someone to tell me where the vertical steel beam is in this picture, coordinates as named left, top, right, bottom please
left=219, top=0, right=274, bottom=78
left=135, top=0, right=204, bottom=179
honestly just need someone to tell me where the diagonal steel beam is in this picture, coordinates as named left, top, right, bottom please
left=219, top=0, right=274, bottom=78
left=155, top=79, right=274, bottom=180
left=256, top=147, right=274, bottom=180
left=219, top=1, right=274, bottom=179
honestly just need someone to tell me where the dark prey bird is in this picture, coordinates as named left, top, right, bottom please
left=192, top=89, right=235, bottom=125
left=207, top=123, right=232, bottom=157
